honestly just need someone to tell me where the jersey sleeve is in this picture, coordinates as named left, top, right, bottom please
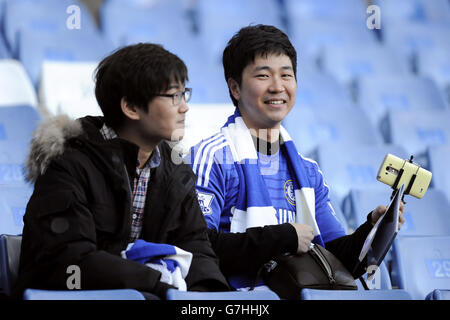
left=186, top=140, right=228, bottom=231
left=310, top=160, right=347, bottom=243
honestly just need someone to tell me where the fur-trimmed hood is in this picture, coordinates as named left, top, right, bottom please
left=25, top=115, right=84, bottom=183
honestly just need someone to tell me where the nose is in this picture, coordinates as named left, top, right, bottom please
left=268, top=76, right=285, bottom=93
left=179, top=99, right=189, bottom=113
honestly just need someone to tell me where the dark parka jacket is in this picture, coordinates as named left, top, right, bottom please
left=14, top=115, right=229, bottom=298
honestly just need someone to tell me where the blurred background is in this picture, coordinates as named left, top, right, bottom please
left=0, top=0, right=450, bottom=300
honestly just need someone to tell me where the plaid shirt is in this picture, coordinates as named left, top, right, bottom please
left=100, top=124, right=161, bottom=242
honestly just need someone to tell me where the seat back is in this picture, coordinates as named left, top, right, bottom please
left=428, top=146, right=450, bottom=203
left=0, top=234, right=22, bottom=296
left=4, top=0, right=98, bottom=56
left=294, top=71, right=354, bottom=109
left=321, top=43, right=409, bottom=89
left=343, top=188, right=450, bottom=236
left=19, top=29, right=114, bottom=88
left=0, top=105, right=41, bottom=141
left=100, top=0, right=190, bottom=48
left=174, top=103, right=235, bottom=155
left=166, top=288, right=280, bottom=300
left=391, top=235, right=450, bottom=300
left=0, top=184, right=34, bottom=235
left=315, top=144, right=408, bottom=200
left=383, top=21, right=450, bottom=67
left=38, top=61, right=101, bottom=118
left=23, top=288, right=146, bottom=300
left=0, top=60, right=38, bottom=108
left=357, top=261, right=392, bottom=290
left=359, top=76, right=448, bottom=128
left=426, top=289, right=450, bottom=300
left=384, top=109, right=450, bottom=157
left=283, top=105, right=383, bottom=156
left=300, top=288, right=412, bottom=300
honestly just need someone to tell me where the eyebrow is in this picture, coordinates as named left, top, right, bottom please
left=166, top=83, right=182, bottom=91
left=253, top=65, right=294, bottom=72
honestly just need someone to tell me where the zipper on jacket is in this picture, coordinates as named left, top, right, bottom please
left=309, top=244, right=336, bottom=285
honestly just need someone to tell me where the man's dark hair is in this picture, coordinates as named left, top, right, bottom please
left=222, top=24, right=297, bottom=107
left=95, top=43, right=188, bottom=130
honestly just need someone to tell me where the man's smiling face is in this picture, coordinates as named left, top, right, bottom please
left=229, top=53, right=297, bottom=131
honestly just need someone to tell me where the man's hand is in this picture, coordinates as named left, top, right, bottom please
left=289, top=223, right=314, bottom=254
left=370, top=201, right=405, bottom=230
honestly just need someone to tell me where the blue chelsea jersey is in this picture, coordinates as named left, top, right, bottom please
left=189, top=138, right=297, bottom=233
left=258, top=150, right=297, bottom=225
left=187, top=132, right=346, bottom=243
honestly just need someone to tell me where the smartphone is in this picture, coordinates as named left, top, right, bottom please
left=376, top=154, right=432, bottom=199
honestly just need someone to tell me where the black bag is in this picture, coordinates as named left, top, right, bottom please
left=257, top=243, right=358, bottom=299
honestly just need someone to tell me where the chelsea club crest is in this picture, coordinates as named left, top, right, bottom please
left=284, top=180, right=296, bottom=206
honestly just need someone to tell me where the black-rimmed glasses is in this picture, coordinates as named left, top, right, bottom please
left=154, top=88, right=192, bottom=106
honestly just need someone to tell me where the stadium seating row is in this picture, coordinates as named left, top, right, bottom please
left=0, top=0, right=449, bottom=300
left=0, top=0, right=449, bottom=105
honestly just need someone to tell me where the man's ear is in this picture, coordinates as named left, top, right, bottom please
left=227, top=78, right=241, bottom=102
left=120, top=97, right=140, bottom=121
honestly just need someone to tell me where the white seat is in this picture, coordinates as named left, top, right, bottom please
left=38, top=60, right=102, bottom=119
left=174, top=103, right=235, bottom=155
left=0, top=59, right=38, bottom=108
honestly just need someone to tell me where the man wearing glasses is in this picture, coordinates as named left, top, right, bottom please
left=15, top=43, right=229, bottom=299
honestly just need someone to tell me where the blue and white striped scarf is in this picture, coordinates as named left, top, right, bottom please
left=221, top=109, right=325, bottom=247
left=121, top=240, right=193, bottom=291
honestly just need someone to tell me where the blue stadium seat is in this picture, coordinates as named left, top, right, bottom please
left=284, top=0, right=367, bottom=24
left=283, top=105, right=383, bottom=156
left=0, top=142, right=28, bottom=185
left=0, top=234, right=145, bottom=299
left=0, top=105, right=41, bottom=141
left=0, top=60, right=38, bottom=108
left=314, top=144, right=408, bottom=201
left=177, top=103, right=235, bottom=154
left=322, top=44, right=410, bottom=100
left=4, top=0, right=98, bottom=57
left=0, top=106, right=40, bottom=184
left=359, top=75, right=449, bottom=128
left=428, top=146, right=450, bottom=202
left=342, top=188, right=391, bottom=231
left=391, top=236, right=450, bottom=300
left=382, top=21, right=450, bottom=72
left=301, top=288, right=412, bottom=300
left=416, top=45, right=450, bottom=105
left=166, top=288, right=280, bottom=300
left=0, top=234, right=21, bottom=296
left=18, top=29, right=114, bottom=88
left=0, top=184, right=34, bottom=235
left=376, top=0, right=450, bottom=24
left=295, top=71, right=354, bottom=109
left=383, top=110, right=450, bottom=157
left=426, top=289, right=450, bottom=300
left=289, top=21, right=377, bottom=67
left=23, top=288, right=145, bottom=300
left=38, top=61, right=102, bottom=118
left=100, top=0, right=191, bottom=48
left=328, top=190, right=349, bottom=234
left=0, top=106, right=41, bottom=185
left=342, top=188, right=450, bottom=236
left=195, top=0, right=285, bottom=66
left=0, top=34, right=10, bottom=59
left=357, top=261, right=393, bottom=290
left=187, top=65, right=231, bottom=104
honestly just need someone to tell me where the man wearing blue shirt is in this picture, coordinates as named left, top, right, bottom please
left=187, top=25, right=404, bottom=290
